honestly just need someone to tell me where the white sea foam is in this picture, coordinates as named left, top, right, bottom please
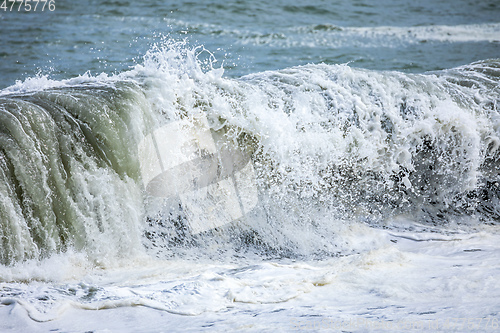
left=1, top=227, right=499, bottom=331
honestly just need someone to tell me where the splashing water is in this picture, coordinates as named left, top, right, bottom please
left=0, top=41, right=499, bottom=332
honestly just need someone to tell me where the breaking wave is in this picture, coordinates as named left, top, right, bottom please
left=0, top=41, right=499, bottom=265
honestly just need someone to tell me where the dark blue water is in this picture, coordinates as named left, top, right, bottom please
left=1, top=0, right=499, bottom=88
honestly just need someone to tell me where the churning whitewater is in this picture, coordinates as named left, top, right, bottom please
left=0, top=44, right=499, bottom=331
left=1, top=44, right=499, bottom=264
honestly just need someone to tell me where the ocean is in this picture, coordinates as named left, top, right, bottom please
left=1, top=1, right=499, bottom=332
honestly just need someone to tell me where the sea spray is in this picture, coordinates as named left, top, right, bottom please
left=136, top=44, right=500, bottom=258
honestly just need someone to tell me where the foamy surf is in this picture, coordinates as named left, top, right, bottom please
left=0, top=41, right=499, bottom=331
left=1, top=227, right=499, bottom=331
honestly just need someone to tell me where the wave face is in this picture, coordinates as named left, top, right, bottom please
left=0, top=81, right=148, bottom=265
left=0, top=44, right=499, bottom=264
